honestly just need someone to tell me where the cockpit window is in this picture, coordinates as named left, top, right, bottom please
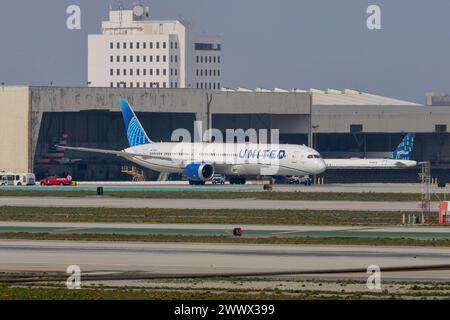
left=308, top=154, right=322, bottom=159
left=307, top=155, right=314, bottom=159
left=314, top=155, right=321, bottom=159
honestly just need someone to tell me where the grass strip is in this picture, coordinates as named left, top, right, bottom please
left=0, top=232, right=449, bottom=247
left=0, top=206, right=426, bottom=225
left=0, top=190, right=423, bottom=201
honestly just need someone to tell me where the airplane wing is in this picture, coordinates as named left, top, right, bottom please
left=58, top=146, right=174, bottom=162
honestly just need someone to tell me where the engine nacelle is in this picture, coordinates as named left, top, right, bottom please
left=183, top=162, right=215, bottom=181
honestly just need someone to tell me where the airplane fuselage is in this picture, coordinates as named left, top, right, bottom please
left=123, top=142, right=327, bottom=176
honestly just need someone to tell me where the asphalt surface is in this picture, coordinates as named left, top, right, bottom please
left=2, top=182, right=445, bottom=194
left=0, top=196, right=431, bottom=211
left=0, top=222, right=448, bottom=239
left=0, top=240, right=449, bottom=280
left=76, top=182, right=449, bottom=194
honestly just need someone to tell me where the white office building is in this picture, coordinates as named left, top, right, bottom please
left=88, top=5, right=222, bottom=90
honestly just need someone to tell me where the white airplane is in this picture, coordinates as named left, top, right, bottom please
left=324, top=133, right=417, bottom=169
left=61, top=99, right=327, bottom=185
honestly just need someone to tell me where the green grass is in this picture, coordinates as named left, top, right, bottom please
left=1, top=232, right=449, bottom=247
left=0, top=206, right=425, bottom=225
left=0, top=190, right=423, bottom=201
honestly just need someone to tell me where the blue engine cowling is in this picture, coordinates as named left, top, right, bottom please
left=183, top=162, right=215, bottom=181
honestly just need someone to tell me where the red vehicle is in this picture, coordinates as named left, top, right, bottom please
left=40, top=176, right=72, bottom=186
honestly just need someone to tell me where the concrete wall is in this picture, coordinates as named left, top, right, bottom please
left=314, top=105, right=450, bottom=133
left=0, top=86, right=30, bottom=172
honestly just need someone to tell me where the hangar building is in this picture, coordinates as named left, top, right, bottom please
left=1, top=85, right=450, bottom=182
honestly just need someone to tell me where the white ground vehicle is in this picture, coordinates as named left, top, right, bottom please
left=211, top=174, right=226, bottom=185
left=0, top=173, right=36, bottom=186
left=287, top=175, right=312, bottom=186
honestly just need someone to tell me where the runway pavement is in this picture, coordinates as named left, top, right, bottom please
left=0, top=240, right=449, bottom=280
left=0, top=221, right=448, bottom=239
left=0, top=196, right=430, bottom=211
left=2, top=182, right=445, bottom=194
left=76, top=182, right=448, bottom=193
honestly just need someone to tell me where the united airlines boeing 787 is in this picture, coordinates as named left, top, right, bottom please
left=61, top=99, right=327, bottom=185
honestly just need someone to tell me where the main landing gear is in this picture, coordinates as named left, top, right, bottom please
left=229, top=176, right=246, bottom=185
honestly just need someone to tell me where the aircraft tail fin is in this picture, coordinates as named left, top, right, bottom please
left=120, top=98, right=152, bottom=147
left=390, top=133, right=415, bottom=160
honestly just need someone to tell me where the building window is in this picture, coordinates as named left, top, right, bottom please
left=143, top=69, right=147, bottom=76
left=156, top=69, right=160, bottom=76
left=143, top=82, right=147, bottom=88
left=156, top=56, right=160, bottom=62
left=137, top=82, right=140, bottom=88
left=137, top=69, right=140, bottom=76
left=130, top=69, right=133, bottom=76
left=116, top=42, right=120, bottom=49
left=123, top=69, right=127, bottom=76
left=218, top=70, right=221, bottom=77
left=150, top=55, right=153, bottom=62
left=110, top=42, right=114, bottom=49
left=213, top=57, right=216, bottom=63
left=350, top=124, right=363, bottom=133
left=156, top=42, right=160, bottom=49
left=175, top=69, right=177, bottom=76
left=110, top=56, right=113, bottom=62
left=200, top=56, right=203, bottom=63
left=209, top=56, right=212, bottom=63
left=143, top=42, right=147, bottom=49
left=175, top=82, right=177, bottom=88
left=163, top=69, right=166, bottom=76
left=110, top=69, right=113, bottom=76
left=150, top=42, right=153, bottom=49
left=170, top=42, right=173, bottom=49
left=163, top=56, right=166, bottom=62
left=130, top=83, right=133, bottom=88
left=123, top=55, right=127, bottom=62
left=137, top=56, right=140, bottom=62
left=123, top=42, right=127, bottom=49
left=130, top=42, right=133, bottom=49
left=116, top=69, right=120, bottom=76
left=130, top=56, right=134, bottom=62
left=218, top=57, right=221, bottom=63
left=137, top=42, right=140, bottom=49
left=175, top=42, right=178, bottom=49
left=163, top=42, right=166, bottom=49
left=175, top=55, right=178, bottom=62
left=116, top=56, right=120, bottom=62
left=196, top=56, right=199, bottom=63
left=170, top=69, right=173, bottom=76
left=436, top=124, right=447, bottom=133
left=150, top=69, right=153, bottom=76
left=143, top=56, right=147, bottom=62
left=163, top=82, right=166, bottom=88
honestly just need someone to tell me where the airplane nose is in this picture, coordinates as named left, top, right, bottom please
left=317, top=160, right=327, bottom=174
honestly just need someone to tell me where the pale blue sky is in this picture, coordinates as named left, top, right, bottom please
left=1, top=0, right=450, bottom=103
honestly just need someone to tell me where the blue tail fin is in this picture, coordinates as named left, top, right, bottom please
left=120, top=99, right=152, bottom=147
left=390, top=133, right=415, bottom=160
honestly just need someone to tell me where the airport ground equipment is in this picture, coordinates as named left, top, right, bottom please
left=121, top=166, right=146, bottom=182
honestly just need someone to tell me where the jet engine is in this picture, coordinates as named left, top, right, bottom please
left=183, top=162, right=215, bottom=182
